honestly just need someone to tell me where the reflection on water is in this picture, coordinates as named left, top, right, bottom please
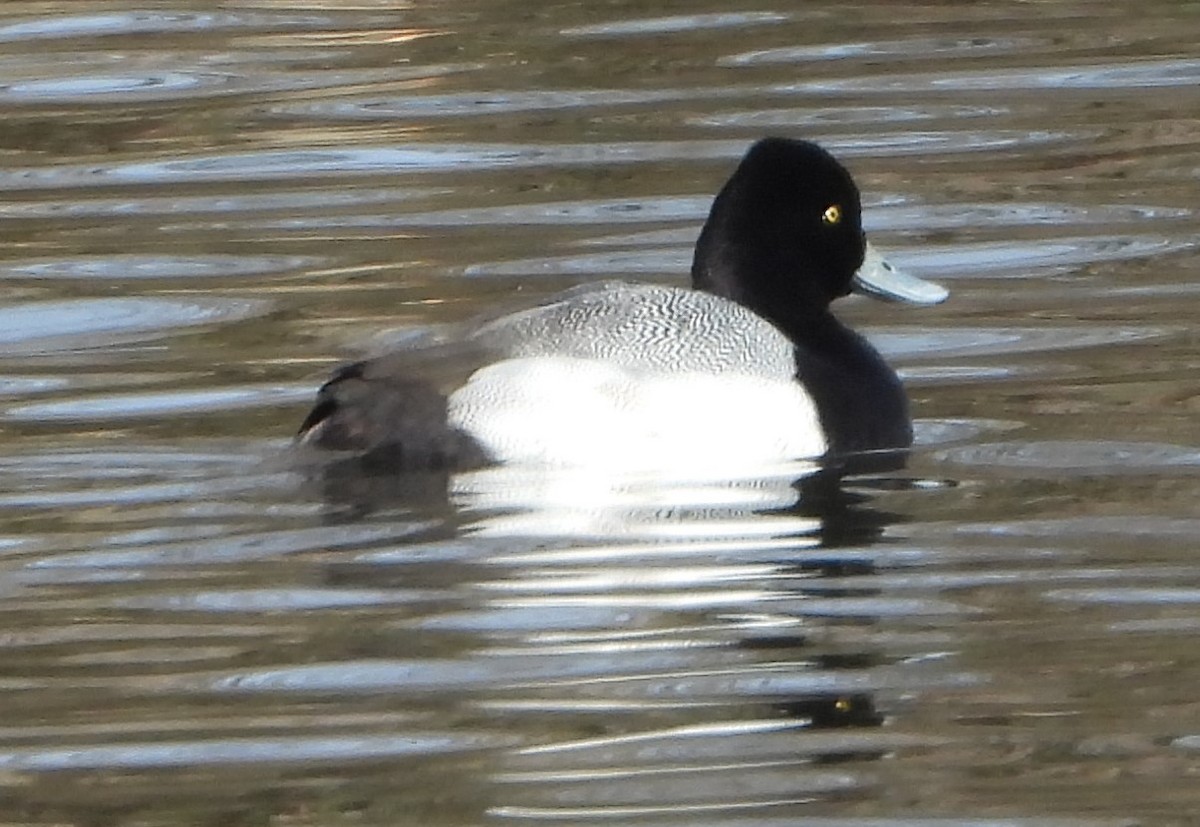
left=1, top=0, right=1199, bottom=824
left=452, top=463, right=821, bottom=539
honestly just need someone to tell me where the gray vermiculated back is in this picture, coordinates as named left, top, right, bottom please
left=471, top=282, right=796, bottom=377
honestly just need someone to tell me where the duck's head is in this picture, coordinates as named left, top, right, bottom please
left=691, top=137, right=946, bottom=329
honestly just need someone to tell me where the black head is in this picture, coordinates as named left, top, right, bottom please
left=691, top=138, right=866, bottom=330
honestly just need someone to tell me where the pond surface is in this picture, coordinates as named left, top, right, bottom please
left=1, top=1, right=1200, bottom=824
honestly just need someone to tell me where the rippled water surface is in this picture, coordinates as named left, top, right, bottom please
left=2, top=1, right=1200, bottom=824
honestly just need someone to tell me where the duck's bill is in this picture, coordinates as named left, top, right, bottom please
left=852, top=243, right=948, bottom=305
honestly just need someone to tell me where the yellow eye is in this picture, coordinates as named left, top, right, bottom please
left=821, top=204, right=842, bottom=226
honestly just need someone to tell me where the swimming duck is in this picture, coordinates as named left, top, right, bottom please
left=297, top=137, right=946, bottom=472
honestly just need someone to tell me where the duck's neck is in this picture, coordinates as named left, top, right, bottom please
left=714, top=291, right=914, bottom=455
left=692, top=253, right=910, bottom=455
left=785, top=310, right=912, bottom=456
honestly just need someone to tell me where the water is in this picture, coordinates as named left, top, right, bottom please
left=1, top=1, right=1199, bottom=823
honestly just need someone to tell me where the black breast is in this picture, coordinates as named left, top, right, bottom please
left=793, top=322, right=912, bottom=457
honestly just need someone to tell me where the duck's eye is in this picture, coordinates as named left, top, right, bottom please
left=821, top=204, right=842, bottom=226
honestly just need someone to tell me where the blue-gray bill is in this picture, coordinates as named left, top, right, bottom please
left=852, top=243, right=948, bottom=305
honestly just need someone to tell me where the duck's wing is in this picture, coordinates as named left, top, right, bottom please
left=472, top=281, right=796, bottom=378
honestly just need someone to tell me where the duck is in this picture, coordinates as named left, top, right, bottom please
left=296, top=137, right=947, bottom=473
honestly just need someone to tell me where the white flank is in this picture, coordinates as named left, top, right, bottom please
left=447, top=356, right=826, bottom=472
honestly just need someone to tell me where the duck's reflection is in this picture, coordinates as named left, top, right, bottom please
left=305, top=451, right=930, bottom=817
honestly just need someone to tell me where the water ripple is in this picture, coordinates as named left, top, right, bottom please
left=0, top=10, right=329, bottom=42
left=0, top=254, right=318, bottom=281
left=1046, top=588, right=1200, bottom=605
left=913, top=418, right=1026, bottom=446
left=230, top=197, right=1189, bottom=238
left=464, top=249, right=690, bottom=279
left=561, top=12, right=789, bottom=37
left=884, top=236, right=1196, bottom=277
left=492, top=765, right=864, bottom=814
left=0, top=446, right=261, bottom=478
left=0, top=187, right=447, bottom=220
left=468, top=233, right=1191, bottom=281
left=0, top=297, right=270, bottom=354
left=0, top=63, right=477, bottom=106
left=0, top=474, right=295, bottom=511
left=0, top=732, right=497, bottom=772
left=206, top=654, right=703, bottom=694
left=690, top=103, right=1008, bottom=128
left=3, top=72, right=219, bottom=103
left=398, top=196, right=707, bottom=227
left=30, top=523, right=431, bottom=568
left=250, top=197, right=707, bottom=234
left=0, top=376, right=71, bottom=397
left=873, top=325, right=1174, bottom=360
left=868, top=202, right=1192, bottom=232
left=953, top=516, right=1200, bottom=542
left=5, top=384, right=314, bottom=422
left=933, top=440, right=1200, bottom=474
left=785, top=58, right=1200, bottom=93
left=0, top=131, right=1089, bottom=191
left=272, top=87, right=729, bottom=120
left=723, top=35, right=1045, bottom=66
left=117, top=587, right=446, bottom=613
left=507, top=724, right=948, bottom=766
